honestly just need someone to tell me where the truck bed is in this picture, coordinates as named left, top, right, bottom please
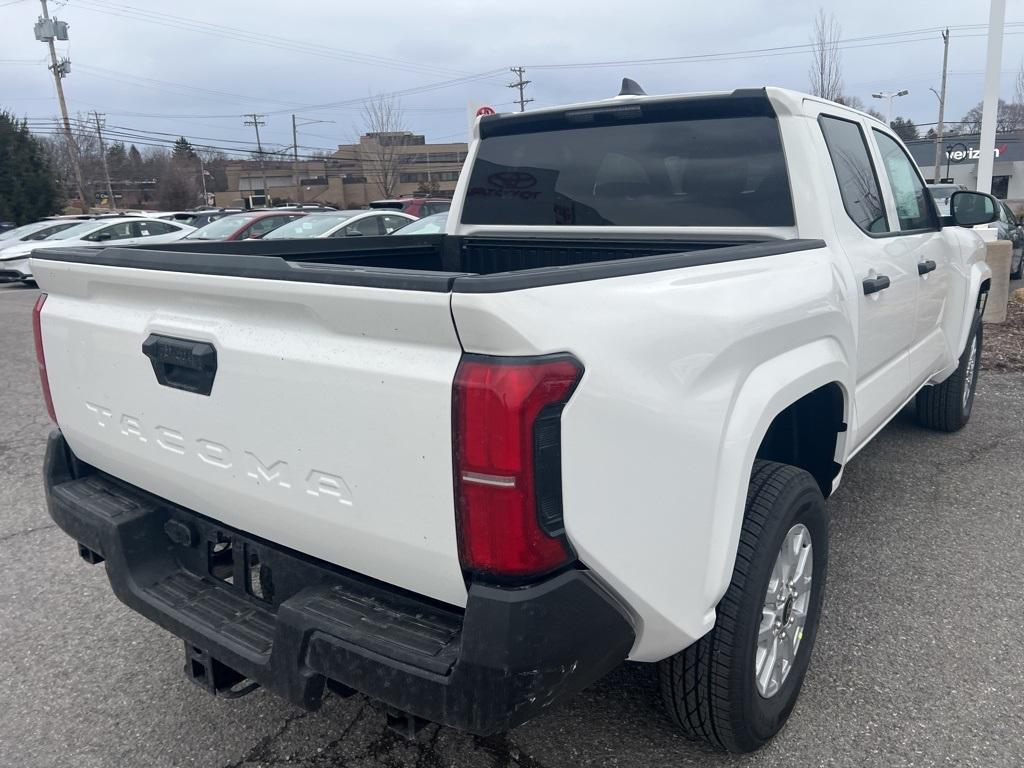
left=33, top=234, right=823, bottom=292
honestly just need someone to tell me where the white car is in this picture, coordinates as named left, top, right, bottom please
left=0, top=220, right=82, bottom=251
left=0, top=217, right=193, bottom=283
left=33, top=86, right=996, bottom=752
left=260, top=209, right=416, bottom=239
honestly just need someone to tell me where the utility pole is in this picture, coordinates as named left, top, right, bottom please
left=197, top=153, right=209, bottom=205
left=931, top=29, right=950, bottom=182
left=243, top=113, right=269, bottom=207
left=507, top=66, right=533, bottom=112
left=35, top=0, right=89, bottom=210
left=91, top=111, right=116, bottom=210
left=290, top=115, right=334, bottom=203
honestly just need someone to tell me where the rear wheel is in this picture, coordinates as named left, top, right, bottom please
left=658, top=460, right=828, bottom=753
left=915, top=312, right=982, bottom=432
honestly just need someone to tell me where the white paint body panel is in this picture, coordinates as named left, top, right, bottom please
left=33, top=259, right=469, bottom=607
left=32, top=87, right=989, bottom=661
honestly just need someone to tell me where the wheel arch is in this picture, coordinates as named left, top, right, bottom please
left=699, top=338, right=851, bottom=630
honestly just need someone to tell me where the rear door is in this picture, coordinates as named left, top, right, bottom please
left=816, top=111, right=917, bottom=443
left=869, top=128, right=958, bottom=385
left=33, top=258, right=469, bottom=606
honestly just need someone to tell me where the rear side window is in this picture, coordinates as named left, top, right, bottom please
left=872, top=130, right=938, bottom=232
left=818, top=115, right=889, bottom=234
left=462, top=100, right=794, bottom=227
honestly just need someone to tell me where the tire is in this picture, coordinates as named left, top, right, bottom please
left=1012, top=250, right=1023, bottom=280
left=915, top=312, right=982, bottom=432
left=658, top=460, right=828, bottom=753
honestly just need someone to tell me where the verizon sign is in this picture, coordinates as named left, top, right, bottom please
left=946, top=144, right=1008, bottom=162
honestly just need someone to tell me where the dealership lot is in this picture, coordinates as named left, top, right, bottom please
left=1, top=281, right=1023, bottom=768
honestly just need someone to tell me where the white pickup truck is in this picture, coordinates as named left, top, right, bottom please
left=33, top=85, right=999, bottom=753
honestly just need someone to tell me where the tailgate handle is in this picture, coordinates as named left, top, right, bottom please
left=142, top=334, right=218, bottom=396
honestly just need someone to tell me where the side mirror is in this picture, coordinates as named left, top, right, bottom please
left=94, top=232, right=112, bottom=241
left=950, top=191, right=1000, bottom=227
left=346, top=230, right=364, bottom=237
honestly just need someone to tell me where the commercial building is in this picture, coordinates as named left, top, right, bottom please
left=216, top=131, right=468, bottom=209
left=906, top=130, right=1024, bottom=201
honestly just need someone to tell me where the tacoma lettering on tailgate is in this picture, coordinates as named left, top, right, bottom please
left=84, top=402, right=353, bottom=505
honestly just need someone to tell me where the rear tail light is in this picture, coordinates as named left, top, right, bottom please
left=32, top=293, right=57, bottom=423
left=453, top=354, right=583, bottom=579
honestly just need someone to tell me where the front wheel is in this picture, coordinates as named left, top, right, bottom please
left=658, top=460, right=828, bottom=753
left=915, top=313, right=982, bottom=432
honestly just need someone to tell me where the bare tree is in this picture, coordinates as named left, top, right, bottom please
left=808, top=8, right=844, bottom=102
left=960, top=99, right=1024, bottom=134
left=358, top=94, right=408, bottom=198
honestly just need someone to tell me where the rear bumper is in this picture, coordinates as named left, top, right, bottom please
left=43, top=430, right=634, bottom=734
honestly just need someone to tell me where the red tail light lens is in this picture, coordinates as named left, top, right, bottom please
left=453, top=354, right=582, bottom=579
left=32, top=293, right=57, bottom=423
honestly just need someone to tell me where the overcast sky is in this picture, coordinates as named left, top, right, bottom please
left=2, top=0, right=1023, bottom=157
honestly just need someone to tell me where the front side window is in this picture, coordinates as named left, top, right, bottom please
left=462, top=99, right=794, bottom=227
left=343, top=216, right=383, bottom=237
left=246, top=216, right=291, bottom=238
left=138, top=221, right=179, bottom=236
left=381, top=215, right=411, bottom=234
left=84, top=222, right=133, bottom=241
left=818, top=115, right=888, bottom=234
left=872, top=130, right=938, bottom=232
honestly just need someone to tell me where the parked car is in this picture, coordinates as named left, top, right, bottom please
left=270, top=204, right=338, bottom=212
left=0, top=219, right=82, bottom=250
left=183, top=211, right=307, bottom=242
left=0, top=220, right=15, bottom=234
left=0, top=216, right=193, bottom=283
left=261, top=210, right=416, bottom=239
left=369, top=198, right=451, bottom=217
left=32, top=86, right=997, bottom=753
left=927, top=183, right=968, bottom=216
left=391, top=211, right=447, bottom=235
left=153, top=208, right=245, bottom=228
left=990, top=201, right=1023, bottom=278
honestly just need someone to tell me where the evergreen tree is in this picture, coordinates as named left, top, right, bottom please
left=106, top=141, right=128, bottom=179
left=171, top=136, right=195, bottom=160
left=0, top=111, right=61, bottom=223
left=889, top=117, right=919, bottom=142
left=127, top=144, right=143, bottom=176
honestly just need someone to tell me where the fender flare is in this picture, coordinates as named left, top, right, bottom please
left=955, top=261, right=992, bottom=357
left=696, top=337, right=852, bottom=630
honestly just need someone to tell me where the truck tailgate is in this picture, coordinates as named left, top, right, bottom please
left=33, top=257, right=468, bottom=607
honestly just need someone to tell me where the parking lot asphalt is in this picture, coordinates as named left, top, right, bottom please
left=1, top=281, right=1022, bottom=768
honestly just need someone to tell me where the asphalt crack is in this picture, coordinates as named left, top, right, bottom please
left=0, top=522, right=57, bottom=544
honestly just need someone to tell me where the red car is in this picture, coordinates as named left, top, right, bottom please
left=182, top=211, right=306, bottom=242
left=369, top=198, right=451, bottom=218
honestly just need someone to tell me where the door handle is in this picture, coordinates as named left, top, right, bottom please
left=917, top=260, right=937, bottom=275
left=862, top=275, right=891, bottom=295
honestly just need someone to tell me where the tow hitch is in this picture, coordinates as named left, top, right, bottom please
left=184, top=642, right=259, bottom=699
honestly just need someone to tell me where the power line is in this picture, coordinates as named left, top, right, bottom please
left=525, top=23, right=1024, bottom=70
left=71, top=0, right=479, bottom=80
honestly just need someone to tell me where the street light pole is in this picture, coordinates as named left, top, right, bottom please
left=872, top=89, right=909, bottom=125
